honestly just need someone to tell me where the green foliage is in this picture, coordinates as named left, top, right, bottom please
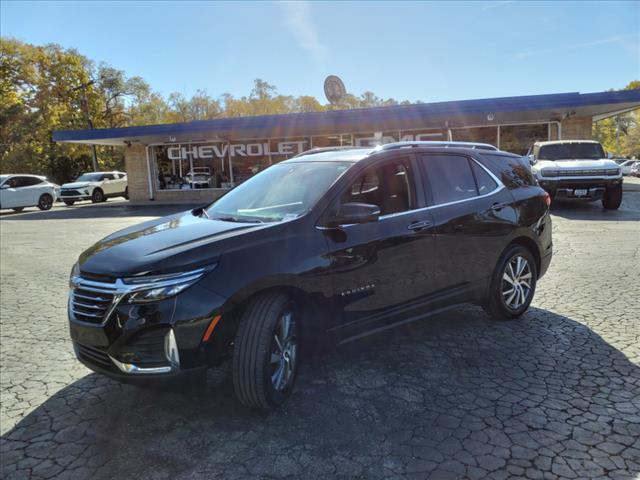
left=593, top=81, right=640, bottom=158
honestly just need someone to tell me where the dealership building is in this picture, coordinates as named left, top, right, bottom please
left=54, top=89, right=640, bottom=203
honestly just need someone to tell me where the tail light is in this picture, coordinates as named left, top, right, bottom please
left=543, top=191, right=551, bottom=207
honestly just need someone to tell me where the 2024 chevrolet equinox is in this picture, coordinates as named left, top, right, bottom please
left=69, top=142, right=553, bottom=408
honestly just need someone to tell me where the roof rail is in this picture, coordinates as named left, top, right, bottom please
left=378, top=141, right=498, bottom=152
left=292, top=146, right=368, bottom=158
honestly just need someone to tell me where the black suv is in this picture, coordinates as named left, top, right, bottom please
left=69, top=142, right=553, bottom=408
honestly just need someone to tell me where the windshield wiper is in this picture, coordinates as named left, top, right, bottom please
left=212, top=216, right=264, bottom=223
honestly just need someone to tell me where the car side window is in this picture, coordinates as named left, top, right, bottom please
left=470, top=160, right=497, bottom=195
left=23, top=177, right=43, bottom=186
left=421, top=154, right=478, bottom=205
left=103, top=174, right=115, bottom=180
left=339, top=158, right=414, bottom=216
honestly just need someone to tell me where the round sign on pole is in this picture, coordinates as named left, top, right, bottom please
left=324, top=75, right=346, bottom=105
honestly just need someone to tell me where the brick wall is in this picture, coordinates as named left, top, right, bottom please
left=124, top=144, right=149, bottom=202
left=561, top=117, right=593, bottom=140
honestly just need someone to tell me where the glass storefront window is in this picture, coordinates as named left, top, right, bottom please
left=451, top=127, right=498, bottom=146
left=153, top=144, right=227, bottom=190
left=398, top=129, right=447, bottom=142
left=499, top=124, right=549, bottom=155
left=311, top=134, right=353, bottom=148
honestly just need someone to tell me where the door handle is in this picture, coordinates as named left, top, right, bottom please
left=407, top=220, right=432, bottom=231
left=491, top=202, right=508, bottom=211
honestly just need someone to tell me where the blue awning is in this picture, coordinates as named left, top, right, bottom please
left=53, top=89, right=640, bottom=146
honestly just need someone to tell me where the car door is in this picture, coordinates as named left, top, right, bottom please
left=418, top=152, right=516, bottom=296
left=3, top=176, right=32, bottom=208
left=100, top=174, right=117, bottom=195
left=115, top=173, right=127, bottom=193
left=321, top=155, right=437, bottom=334
left=0, top=176, right=18, bottom=208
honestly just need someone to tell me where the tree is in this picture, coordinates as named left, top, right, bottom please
left=593, top=80, right=640, bottom=157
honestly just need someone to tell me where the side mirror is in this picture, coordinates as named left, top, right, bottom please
left=328, top=202, right=380, bottom=227
left=527, top=154, right=536, bottom=166
left=0, top=184, right=10, bottom=190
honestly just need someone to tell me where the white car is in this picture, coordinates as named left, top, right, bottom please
left=528, top=140, right=623, bottom=209
left=60, top=171, right=128, bottom=205
left=618, top=159, right=638, bottom=176
left=0, top=174, right=58, bottom=212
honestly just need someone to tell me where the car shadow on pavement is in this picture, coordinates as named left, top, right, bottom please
left=550, top=194, right=640, bottom=222
left=0, top=202, right=198, bottom=221
left=1, top=306, right=639, bottom=480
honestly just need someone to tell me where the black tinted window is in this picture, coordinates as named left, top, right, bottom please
left=103, top=174, right=115, bottom=180
left=23, top=176, right=43, bottom=186
left=421, top=155, right=477, bottom=205
left=481, top=153, right=536, bottom=187
left=538, top=143, right=605, bottom=160
left=470, top=161, right=497, bottom=195
left=340, top=158, right=414, bottom=215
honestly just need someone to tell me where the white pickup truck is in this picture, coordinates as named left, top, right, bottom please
left=527, top=140, right=623, bottom=210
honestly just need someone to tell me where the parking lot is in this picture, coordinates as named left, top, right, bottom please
left=1, top=191, right=639, bottom=479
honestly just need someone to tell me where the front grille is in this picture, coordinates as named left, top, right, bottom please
left=75, top=343, right=113, bottom=370
left=564, top=169, right=616, bottom=177
left=61, top=189, right=81, bottom=196
left=70, top=283, right=117, bottom=324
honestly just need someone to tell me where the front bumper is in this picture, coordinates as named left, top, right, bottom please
left=68, top=274, right=231, bottom=381
left=537, top=177, right=622, bottom=200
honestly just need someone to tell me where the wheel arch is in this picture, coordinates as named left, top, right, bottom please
left=507, top=236, right=541, bottom=278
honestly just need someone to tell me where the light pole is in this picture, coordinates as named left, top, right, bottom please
left=71, top=80, right=99, bottom=171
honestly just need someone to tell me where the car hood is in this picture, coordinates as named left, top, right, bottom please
left=61, top=181, right=94, bottom=189
left=79, top=211, right=275, bottom=277
left=535, top=159, right=618, bottom=170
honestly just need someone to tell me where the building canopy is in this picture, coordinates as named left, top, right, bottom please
left=53, top=90, right=640, bottom=147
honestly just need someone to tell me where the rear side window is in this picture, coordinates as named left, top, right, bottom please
left=470, top=161, right=498, bottom=195
left=103, top=174, right=115, bottom=180
left=420, top=154, right=478, bottom=205
left=480, top=153, right=536, bottom=187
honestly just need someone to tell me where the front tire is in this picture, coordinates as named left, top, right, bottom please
left=37, top=193, right=53, bottom=211
left=91, top=188, right=104, bottom=204
left=63, top=200, right=75, bottom=206
left=602, top=185, right=622, bottom=210
left=12, top=207, right=24, bottom=212
left=123, top=187, right=129, bottom=200
left=483, top=245, right=537, bottom=320
left=233, top=293, right=299, bottom=409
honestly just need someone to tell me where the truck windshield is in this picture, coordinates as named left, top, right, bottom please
left=538, top=143, right=605, bottom=160
left=206, top=161, right=352, bottom=222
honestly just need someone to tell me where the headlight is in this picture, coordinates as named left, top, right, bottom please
left=541, top=169, right=559, bottom=177
left=69, top=261, right=80, bottom=287
left=123, top=265, right=215, bottom=304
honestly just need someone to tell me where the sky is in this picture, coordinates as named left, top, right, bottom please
left=1, top=0, right=639, bottom=104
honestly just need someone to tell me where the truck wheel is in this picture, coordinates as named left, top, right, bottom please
left=37, top=193, right=53, bottom=211
left=602, top=185, right=622, bottom=210
left=233, top=293, right=299, bottom=409
left=483, top=245, right=537, bottom=320
left=91, top=188, right=104, bottom=203
left=63, top=200, right=75, bottom=206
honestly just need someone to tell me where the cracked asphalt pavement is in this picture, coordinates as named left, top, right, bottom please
left=1, top=193, right=639, bottom=479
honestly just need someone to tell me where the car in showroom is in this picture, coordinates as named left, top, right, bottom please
left=185, top=167, right=213, bottom=189
left=68, top=142, right=553, bottom=408
left=0, top=174, right=58, bottom=212
left=60, top=171, right=128, bottom=205
left=527, top=140, right=623, bottom=209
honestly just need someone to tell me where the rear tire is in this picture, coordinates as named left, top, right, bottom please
left=483, top=245, right=537, bottom=320
left=63, top=200, right=75, bottom=206
left=91, top=188, right=104, bottom=204
left=233, top=293, right=299, bottom=409
left=123, top=187, right=129, bottom=200
left=602, top=185, right=622, bottom=210
left=37, top=193, right=53, bottom=211
left=12, top=207, right=24, bottom=212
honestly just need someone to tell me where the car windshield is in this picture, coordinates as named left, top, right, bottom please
left=538, top=143, right=605, bottom=160
left=75, top=173, right=103, bottom=182
left=205, top=161, right=352, bottom=222
left=0, top=175, right=8, bottom=185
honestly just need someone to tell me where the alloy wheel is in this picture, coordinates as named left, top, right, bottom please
left=39, top=195, right=53, bottom=210
left=270, top=311, right=297, bottom=392
left=502, top=255, right=532, bottom=310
